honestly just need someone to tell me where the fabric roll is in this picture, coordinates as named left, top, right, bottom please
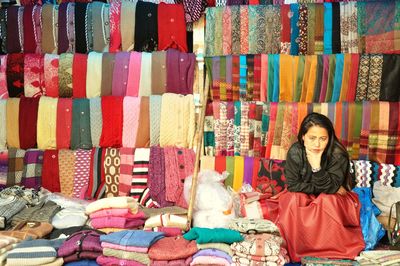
left=120, top=1, right=136, bottom=51
left=109, top=0, right=122, bottom=52
left=159, top=93, right=195, bottom=148
left=138, top=52, right=152, bottom=97
left=24, top=54, right=45, bottom=98
left=6, top=54, right=24, bottom=98
left=134, top=1, right=158, bottom=52
left=149, top=96, right=162, bottom=146
left=126, top=52, right=142, bottom=97
left=100, top=96, right=123, bottom=147
left=151, top=51, right=167, bottom=95
left=86, top=52, right=103, bottom=98
left=71, top=98, right=92, bottom=150
left=72, top=54, right=88, bottom=98
left=21, top=149, right=43, bottom=190
left=72, top=149, right=91, bottom=199
left=41, top=150, right=61, bottom=193
left=101, top=53, right=115, bottom=96
left=112, top=52, right=130, bottom=96
left=6, top=98, right=20, bottom=149
left=0, top=100, right=6, bottom=149
left=122, top=97, right=140, bottom=148
left=58, top=53, right=74, bottom=98
left=19, top=97, right=39, bottom=149
left=44, top=54, right=59, bottom=97
left=41, top=4, right=58, bottom=54
left=118, top=147, right=134, bottom=196
left=37, top=97, right=58, bottom=150
left=89, top=98, right=102, bottom=147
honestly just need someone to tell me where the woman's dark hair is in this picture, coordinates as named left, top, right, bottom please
left=297, top=112, right=353, bottom=189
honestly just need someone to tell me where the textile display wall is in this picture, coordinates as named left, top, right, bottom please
left=206, top=54, right=400, bottom=102
left=0, top=50, right=195, bottom=98
left=0, top=94, right=195, bottom=150
left=204, top=101, right=400, bottom=164
left=205, top=1, right=400, bottom=56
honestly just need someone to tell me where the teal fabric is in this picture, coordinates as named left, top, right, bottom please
left=71, top=99, right=92, bottom=150
left=323, top=3, right=332, bottom=54
left=267, top=54, right=275, bottom=102
left=239, top=55, right=247, bottom=100
left=184, top=227, right=244, bottom=244
left=332, top=53, right=344, bottom=102
left=290, top=4, right=299, bottom=55
left=272, top=54, right=280, bottom=102
left=234, top=101, right=241, bottom=156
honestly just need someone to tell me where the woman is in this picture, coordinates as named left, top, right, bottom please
left=275, top=113, right=365, bottom=262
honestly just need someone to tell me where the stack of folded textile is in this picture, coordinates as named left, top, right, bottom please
left=355, top=250, right=400, bottom=265
left=86, top=197, right=144, bottom=233
left=5, top=238, right=65, bottom=266
left=148, top=236, right=198, bottom=265
left=229, top=217, right=290, bottom=266
left=191, top=248, right=233, bottom=265
left=57, top=230, right=103, bottom=265
left=0, top=236, right=19, bottom=266
left=97, top=230, right=165, bottom=266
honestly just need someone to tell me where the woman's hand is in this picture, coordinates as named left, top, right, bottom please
left=336, top=186, right=347, bottom=195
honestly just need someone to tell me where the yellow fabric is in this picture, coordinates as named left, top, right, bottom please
left=58, top=149, right=76, bottom=197
left=98, top=228, right=126, bottom=234
left=86, top=52, right=103, bottom=97
left=6, top=98, right=20, bottom=148
left=279, top=54, right=293, bottom=102
left=340, top=54, right=352, bottom=101
left=320, top=102, right=329, bottom=117
left=37, top=96, right=58, bottom=149
left=200, top=156, right=215, bottom=171
left=121, top=1, right=136, bottom=51
left=233, top=156, right=244, bottom=192
left=159, top=93, right=195, bottom=148
left=305, top=55, right=318, bottom=103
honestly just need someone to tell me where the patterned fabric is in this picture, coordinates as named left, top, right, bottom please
left=104, top=148, right=120, bottom=198
left=340, top=1, right=358, bottom=54
left=7, top=148, right=26, bottom=187
left=0, top=150, right=8, bottom=189
left=86, top=147, right=105, bottom=200
left=6, top=54, right=24, bottom=98
left=298, top=4, right=308, bottom=55
left=58, top=53, right=73, bottom=98
left=0, top=55, right=8, bottom=99
left=21, top=149, right=43, bottom=190
left=23, top=54, right=44, bottom=98
left=43, top=54, right=59, bottom=97
left=118, top=147, right=134, bottom=197
left=255, top=159, right=287, bottom=195
left=73, top=149, right=91, bottom=199
left=354, top=160, right=373, bottom=188
left=231, top=233, right=284, bottom=257
left=228, top=218, right=279, bottom=234
left=58, top=149, right=76, bottom=197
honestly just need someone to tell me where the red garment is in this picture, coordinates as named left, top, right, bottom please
left=56, top=98, right=72, bottom=149
left=100, top=96, right=123, bottom=147
left=215, top=155, right=226, bottom=174
left=18, top=96, right=39, bottom=149
left=270, top=191, right=365, bottom=262
left=72, top=54, right=87, bottom=98
left=281, top=5, right=291, bottom=45
left=23, top=6, right=37, bottom=53
left=347, top=54, right=360, bottom=102
left=158, top=3, right=187, bottom=52
left=41, top=150, right=61, bottom=192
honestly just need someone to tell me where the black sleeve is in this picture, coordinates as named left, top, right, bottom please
left=284, top=145, right=317, bottom=194
left=311, top=154, right=348, bottom=194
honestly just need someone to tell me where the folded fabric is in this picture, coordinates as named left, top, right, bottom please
left=100, top=230, right=164, bottom=248
left=98, top=228, right=127, bottom=234
left=0, top=236, right=18, bottom=249
left=90, top=209, right=145, bottom=220
left=146, top=227, right=182, bottom=237
left=302, top=256, right=357, bottom=266
left=197, top=243, right=233, bottom=257
left=51, top=208, right=88, bottom=229
left=0, top=243, right=17, bottom=255
left=355, top=250, right=400, bottom=266
left=228, top=218, right=280, bottom=234
left=235, top=251, right=280, bottom=262
left=190, top=255, right=230, bottom=266
left=86, top=197, right=139, bottom=215
left=148, top=236, right=198, bottom=261
left=183, top=227, right=244, bottom=244
left=141, top=206, right=187, bottom=218
left=230, top=233, right=283, bottom=257
left=193, top=249, right=232, bottom=263
left=151, top=257, right=193, bottom=266
left=48, top=225, right=93, bottom=240
left=64, top=260, right=99, bottom=266
left=144, top=214, right=188, bottom=230
left=57, top=230, right=103, bottom=257
left=6, top=238, right=64, bottom=266
left=103, top=248, right=150, bottom=265
left=101, top=242, right=148, bottom=253
left=0, top=222, right=53, bottom=240
left=10, top=200, right=61, bottom=227
left=231, top=255, right=281, bottom=266
left=96, top=255, right=145, bottom=266
left=63, top=251, right=102, bottom=263
left=90, top=216, right=145, bottom=229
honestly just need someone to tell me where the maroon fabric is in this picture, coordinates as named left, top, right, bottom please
left=41, top=150, right=61, bottom=193
left=19, top=96, right=39, bottom=149
left=7, top=6, right=22, bottom=53
left=58, top=3, right=69, bottom=54
left=166, top=49, right=195, bottom=95
left=58, top=230, right=103, bottom=257
left=7, top=53, right=25, bottom=97
left=23, top=6, right=37, bottom=53
left=63, top=251, right=103, bottom=263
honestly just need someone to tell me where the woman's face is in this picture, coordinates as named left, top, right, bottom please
left=302, top=125, right=329, bottom=154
